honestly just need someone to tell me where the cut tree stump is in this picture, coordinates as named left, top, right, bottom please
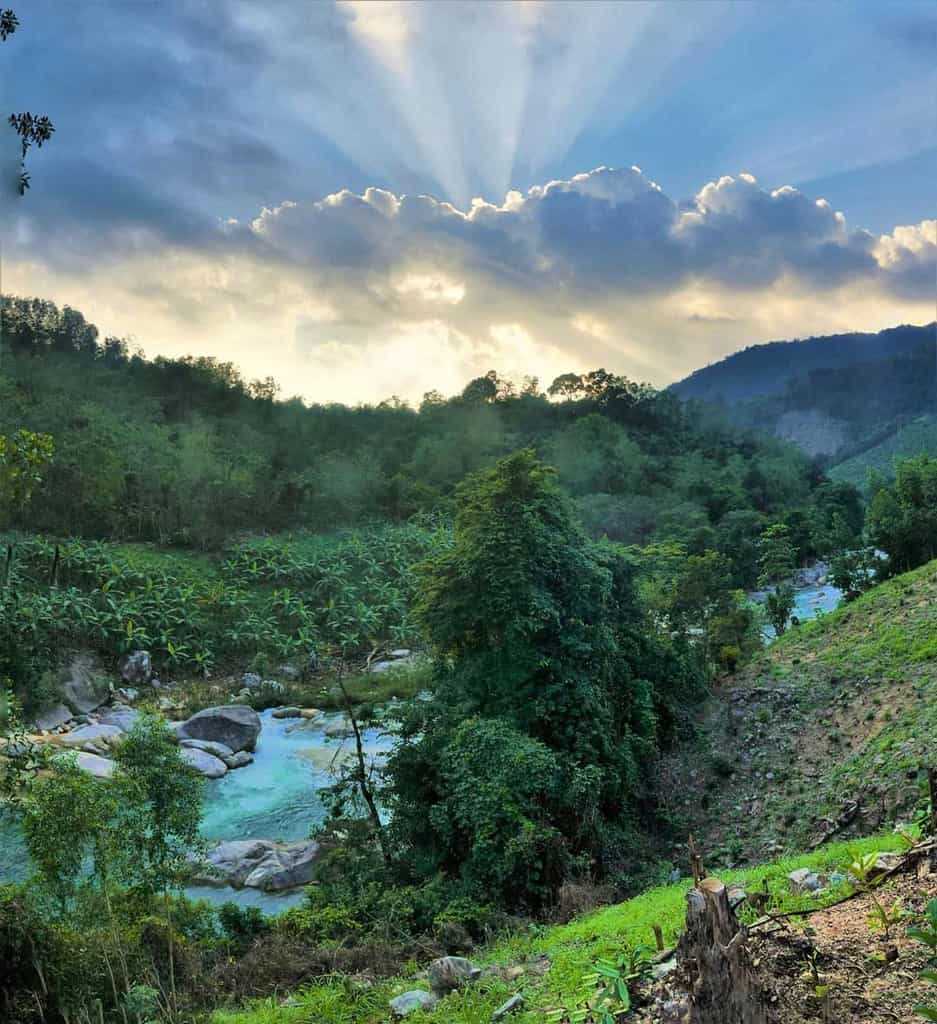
left=677, top=877, right=769, bottom=1024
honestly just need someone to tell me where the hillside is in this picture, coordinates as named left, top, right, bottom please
left=830, top=415, right=937, bottom=489
left=671, top=322, right=934, bottom=405
left=663, top=558, right=937, bottom=865
left=671, top=322, right=936, bottom=461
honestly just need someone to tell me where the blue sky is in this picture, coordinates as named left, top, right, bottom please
left=2, top=1, right=934, bottom=403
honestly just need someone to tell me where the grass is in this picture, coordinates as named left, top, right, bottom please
left=210, top=835, right=904, bottom=1024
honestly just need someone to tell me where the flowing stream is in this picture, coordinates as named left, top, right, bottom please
left=0, top=708, right=394, bottom=913
left=0, top=574, right=841, bottom=911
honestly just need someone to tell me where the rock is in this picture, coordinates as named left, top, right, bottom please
left=426, top=956, right=482, bottom=995
left=33, top=703, right=73, bottom=732
left=277, top=664, right=301, bottom=681
left=492, top=995, right=524, bottom=1020
left=370, top=659, right=411, bottom=674
left=299, top=708, right=321, bottom=719
left=97, top=706, right=141, bottom=733
left=179, top=747, right=228, bottom=778
left=72, top=751, right=115, bottom=779
left=180, top=738, right=235, bottom=759
left=272, top=706, right=303, bottom=719
left=306, top=649, right=319, bottom=675
left=56, top=723, right=125, bottom=752
left=788, top=868, right=823, bottom=894
left=225, top=750, right=253, bottom=769
left=176, top=705, right=261, bottom=752
left=59, top=654, right=109, bottom=714
left=114, top=687, right=139, bottom=703
left=651, top=958, right=678, bottom=980
left=242, top=672, right=262, bottom=689
left=389, top=991, right=438, bottom=1018
left=192, top=839, right=320, bottom=891
left=388, top=649, right=412, bottom=659
left=323, top=716, right=355, bottom=739
left=118, top=650, right=152, bottom=685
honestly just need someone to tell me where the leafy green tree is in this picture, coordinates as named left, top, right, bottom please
left=758, top=523, right=797, bottom=635
left=387, top=450, right=700, bottom=907
left=0, top=429, right=54, bottom=523
left=867, top=455, right=937, bottom=576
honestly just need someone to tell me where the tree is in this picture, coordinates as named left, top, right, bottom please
left=867, top=455, right=937, bottom=576
left=0, top=428, right=54, bottom=525
left=386, top=450, right=699, bottom=907
left=2, top=9, right=55, bottom=194
left=758, top=523, right=796, bottom=635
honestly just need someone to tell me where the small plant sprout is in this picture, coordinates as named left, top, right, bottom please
left=546, top=946, right=655, bottom=1024
left=848, top=852, right=907, bottom=941
left=908, top=899, right=937, bottom=1021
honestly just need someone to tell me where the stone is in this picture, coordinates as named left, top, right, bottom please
left=388, top=649, right=412, bottom=659
left=224, top=750, right=253, bottom=769
left=788, top=868, right=823, bottom=894
left=97, top=706, right=141, bottom=733
left=179, top=747, right=228, bottom=778
left=56, top=723, right=125, bottom=752
left=192, top=839, right=320, bottom=891
left=323, top=716, right=355, bottom=739
left=651, top=958, right=678, bottom=980
left=271, top=706, right=303, bottom=719
left=33, top=703, right=73, bottom=732
left=242, top=672, right=262, bottom=689
left=114, top=687, right=139, bottom=703
left=389, top=991, right=438, bottom=1018
left=426, top=956, right=482, bottom=995
left=491, top=995, right=524, bottom=1020
left=180, top=738, right=235, bottom=759
left=176, top=705, right=261, bottom=752
left=299, top=708, right=321, bottom=719
left=59, top=654, right=109, bottom=714
left=118, top=650, right=152, bottom=685
left=72, top=751, right=115, bottom=779
left=277, top=664, right=301, bottom=681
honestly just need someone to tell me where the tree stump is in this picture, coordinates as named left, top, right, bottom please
left=677, top=877, right=769, bottom=1024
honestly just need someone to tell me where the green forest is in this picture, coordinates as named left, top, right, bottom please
left=2, top=292, right=936, bottom=1024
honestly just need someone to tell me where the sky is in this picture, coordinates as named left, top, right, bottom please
left=1, top=0, right=935, bottom=405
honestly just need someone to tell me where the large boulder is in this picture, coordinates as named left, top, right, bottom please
left=179, top=747, right=228, bottom=778
left=58, top=654, right=109, bottom=714
left=192, top=839, right=320, bottom=891
left=118, top=650, right=152, bottom=685
left=176, top=705, right=261, bottom=753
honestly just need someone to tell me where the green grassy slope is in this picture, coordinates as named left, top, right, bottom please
left=210, top=836, right=903, bottom=1024
left=828, top=415, right=937, bottom=489
left=663, top=558, right=937, bottom=865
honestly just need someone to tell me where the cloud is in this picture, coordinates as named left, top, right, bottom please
left=3, top=167, right=934, bottom=405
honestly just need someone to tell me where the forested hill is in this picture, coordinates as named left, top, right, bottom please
left=0, top=295, right=858, bottom=588
left=671, top=322, right=934, bottom=404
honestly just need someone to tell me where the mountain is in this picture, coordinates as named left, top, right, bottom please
left=672, top=323, right=934, bottom=405
left=671, top=323, right=936, bottom=461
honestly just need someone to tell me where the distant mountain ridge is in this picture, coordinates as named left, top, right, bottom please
left=671, top=322, right=936, bottom=463
left=671, top=323, right=935, bottom=405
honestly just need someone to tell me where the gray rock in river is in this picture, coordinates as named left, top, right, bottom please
left=323, top=715, right=355, bottom=739
left=192, top=838, right=320, bottom=891
left=176, top=705, right=261, bottom=752
left=224, top=750, right=253, bottom=769
left=180, top=738, right=235, bottom=759
left=179, top=747, right=228, bottom=778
